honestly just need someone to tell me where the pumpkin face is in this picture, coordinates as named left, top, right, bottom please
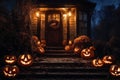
left=110, top=65, right=120, bottom=76
left=81, top=48, right=94, bottom=59
left=18, top=54, right=33, bottom=66
left=92, top=59, right=104, bottom=67
left=3, top=65, right=19, bottom=77
left=103, top=55, right=114, bottom=64
left=4, top=55, right=17, bottom=64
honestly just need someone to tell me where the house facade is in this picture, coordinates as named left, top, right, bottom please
left=29, top=0, right=95, bottom=46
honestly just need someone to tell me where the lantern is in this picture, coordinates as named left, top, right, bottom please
left=69, top=40, right=73, bottom=45
left=4, top=55, right=17, bottom=64
left=92, top=59, right=104, bottom=67
left=3, top=65, right=19, bottom=77
left=102, top=55, right=114, bottom=65
left=74, top=47, right=81, bottom=54
left=81, top=48, right=94, bottom=59
left=18, top=53, right=33, bottom=67
left=110, top=65, right=120, bottom=76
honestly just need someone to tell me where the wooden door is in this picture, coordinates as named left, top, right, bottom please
left=45, top=10, right=63, bottom=46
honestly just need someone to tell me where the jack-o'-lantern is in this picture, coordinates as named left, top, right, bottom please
left=18, top=53, right=33, bottom=66
left=74, top=47, right=81, bottom=54
left=4, top=55, right=17, bottom=64
left=3, top=65, right=19, bottom=77
left=102, top=55, right=114, bottom=65
left=92, top=59, right=104, bottom=67
left=110, top=65, right=120, bottom=76
left=37, top=47, right=45, bottom=54
left=81, top=48, right=94, bottom=59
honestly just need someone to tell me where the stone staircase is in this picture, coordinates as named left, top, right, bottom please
left=1, top=46, right=115, bottom=80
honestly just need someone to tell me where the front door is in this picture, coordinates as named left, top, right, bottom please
left=45, top=10, right=63, bottom=46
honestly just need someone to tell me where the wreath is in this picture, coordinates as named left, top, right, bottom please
left=48, top=20, right=59, bottom=29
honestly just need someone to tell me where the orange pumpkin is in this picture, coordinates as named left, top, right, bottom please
left=102, top=55, right=114, bottom=65
left=65, top=45, right=72, bottom=52
left=37, top=47, right=45, bottom=54
left=92, top=59, right=104, bottom=67
left=3, top=65, right=19, bottom=77
left=4, top=55, right=17, bottom=64
left=74, top=47, right=81, bottom=54
left=81, top=48, right=94, bottom=59
left=18, top=53, right=33, bottom=67
left=110, top=65, right=120, bottom=76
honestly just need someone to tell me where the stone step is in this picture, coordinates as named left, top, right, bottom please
left=45, top=46, right=65, bottom=50
left=37, top=53, right=80, bottom=58
left=14, top=72, right=109, bottom=80
left=27, top=66, right=108, bottom=74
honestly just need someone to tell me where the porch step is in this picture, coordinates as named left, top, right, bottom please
left=1, top=46, right=114, bottom=80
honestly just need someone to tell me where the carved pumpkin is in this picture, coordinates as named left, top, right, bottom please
left=4, top=55, right=17, bottom=64
left=18, top=53, right=33, bottom=66
left=81, top=48, right=94, bottom=59
left=92, top=59, right=104, bottom=67
left=3, top=65, right=19, bottom=77
left=110, top=65, right=120, bottom=76
left=74, top=47, right=81, bottom=54
left=102, top=55, right=114, bottom=65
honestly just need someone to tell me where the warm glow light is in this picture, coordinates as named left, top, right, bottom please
left=63, top=14, right=67, bottom=18
left=36, top=12, right=40, bottom=17
left=68, top=11, right=72, bottom=16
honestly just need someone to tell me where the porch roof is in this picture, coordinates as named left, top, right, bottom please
left=32, top=0, right=96, bottom=10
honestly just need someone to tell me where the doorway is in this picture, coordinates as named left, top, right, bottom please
left=45, top=10, right=63, bottom=46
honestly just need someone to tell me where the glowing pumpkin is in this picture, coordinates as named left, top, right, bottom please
left=81, top=48, right=94, bottom=59
left=92, top=59, right=104, bottom=67
left=110, top=65, right=120, bottom=76
left=18, top=53, right=33, bottom=67
left=65, top=45, right=72, bottom=52
left=74, top=47, right=81, bottom=54
left=102, top=55, right=114, bottom=65
left=4, top=55, right=17, bottom=64
left=36, top=41, right=41, bottom=47
left=3, top=65, right=19, bottom=77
